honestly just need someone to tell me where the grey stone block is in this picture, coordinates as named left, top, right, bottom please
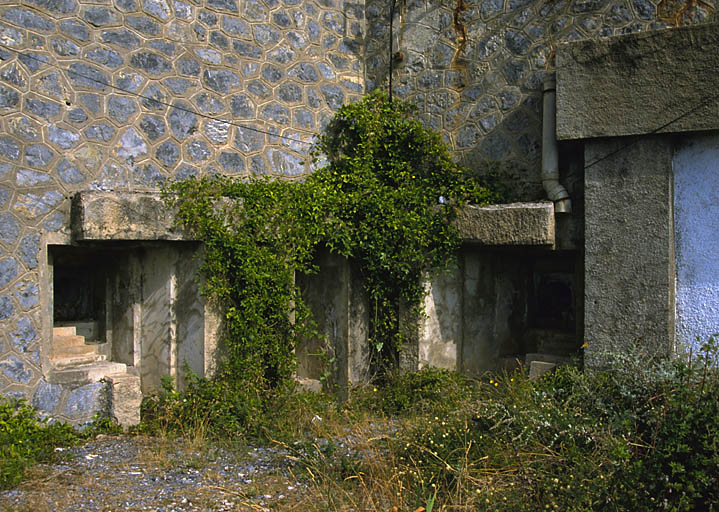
left=126, top=15, right=159, bottom=35
left=0, top=137, right=22, bottom=166
left=4, top=8, right=54, bottom=31
left=0, top=355, right=33, bottom=384
left=27, top=0, right=78, bottom=15
left=208, top=0, right=238, bottom=12
left=67, top=63, right=109, bottom=90
left=186, top=139, right=211, bottom=161
left=156, top=140, right=180, bottom=167
left=0, top=214, right=19, bottom=244
left=0, top=257, right=19, bottom=287
left=289, top=63, right=319, bottom=82
left=13, top=281, right=39, bottom=310
left=32, top=379, right=63, bottom=414
left=10, top=317, right=36, bottom=352
left=64, top=381, right=106, bottom=418
left=86, top=48, right=123, bottom=68
left=230, top=94, right=254, bottom=117
left=83, top=7, right=116, bottom=26
left=141, top=84, right=167, bottom=111
left=138, top=115, right=165, bottom=141
left=204, top=119, right=230, bottom=144
left=25, top=144, right=54, bottom=167
left=134, top=163, right=166, bottom=187
left=319, top=84, right=344, bottom=109
left=0, top=85, right=20, bottom=109
left=529, top=361, right=557, bottom=379
left=194, top=93, right=225, bottom=114
left=115, top=128, right=147, bottom=160
left=59, top=19, right=89, bottom=40
left=130, top=51, right=171, bottom=76
left=0, top=295, right=14, bottom=321
left=84, top=123, right=116, bottom=142
left=48, top=126, right=80, bottom=149
left=218, top=151, right=245, bottom=173
left=101, top=29, right=141, bottom=49
left=168, top=102, right=198, bottom=140
left=19, top=234, right=40, bottom=269
left=234, top=125, right=264, bottom=152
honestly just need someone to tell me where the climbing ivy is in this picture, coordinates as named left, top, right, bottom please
left=166, top=91, right=501, bottom=391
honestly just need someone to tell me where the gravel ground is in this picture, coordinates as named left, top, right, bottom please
left=0, top=435, right=312, bottom=512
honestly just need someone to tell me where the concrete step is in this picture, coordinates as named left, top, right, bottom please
left=52, top=353, right=106, bottom=368
left=52, top=334, right=87, bottom=349
left=48, top=360, right=128, bottom=385
left=53, top=326, right=77, bottom=337
left=52, top=344, right=98, bottom=360
left=55, top=321, right=101, bottom=341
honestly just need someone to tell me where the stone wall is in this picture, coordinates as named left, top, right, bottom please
left=364, top=0, right=715, bottom=199
left=0, top=0, right=364, bottom=403
left=1, top=0, right=717, bottom=406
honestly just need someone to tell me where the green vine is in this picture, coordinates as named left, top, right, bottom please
left=166, top=91, right=500, bottom=391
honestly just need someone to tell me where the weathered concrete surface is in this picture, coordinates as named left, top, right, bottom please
left=72, top=192, right=188, bottom=241
left=106, top=373, right=142, bottom=430
left=583, top=136, right=675, bottom=367
left=557, top=23, right=719, bottom=140
left=401, top=248, right=531, bottom=376
left=673, top=132, right=719, bottom=352
left=298, top=249, right=369, bottom=397
left=455, top=202, right=555, bottom=246
left=417, top=266, right=462, bottom=370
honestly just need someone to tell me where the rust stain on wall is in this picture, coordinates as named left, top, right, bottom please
left=452, top=0, right=468, bottom=66
left=658, top=0, right=714, bottom=25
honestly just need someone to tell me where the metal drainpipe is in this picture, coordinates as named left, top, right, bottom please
left=542, top=75, right=572, bottom=213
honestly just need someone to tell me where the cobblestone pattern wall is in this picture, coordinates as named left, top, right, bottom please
left=364, top=0, right=716, bottom=199
left=0, top=0, right=364, bottom=410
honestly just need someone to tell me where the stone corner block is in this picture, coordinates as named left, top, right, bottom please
left=72, top=191, right=193, bottom=241
left=455, top=202, right=555, bottom=246
left=528, top=360, right=557, bottom=380
left=106, top=373, right=142, bottom=430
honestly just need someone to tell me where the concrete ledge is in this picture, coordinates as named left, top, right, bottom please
left=455, top=202, right=555, bottom=246
left=557, top=23, right=719, bottom=140
left=74, top=191, right=553, bottom=247
left=72, top=191, right=190, bottom=241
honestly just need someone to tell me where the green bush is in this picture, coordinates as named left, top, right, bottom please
left=387, top=342, right=719, bottom=511
left=0, top=397, right=80, bottom=489
left=351, top=367, right=476, bottom=415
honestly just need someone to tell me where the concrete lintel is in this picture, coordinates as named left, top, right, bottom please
left=455, top=202, right=555, bottom=247
left=557, top=23, right=719, bottom=140
left=72, top=191, right=191, bottom=241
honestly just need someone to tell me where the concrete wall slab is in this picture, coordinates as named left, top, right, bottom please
left=557, top=23, right=719, bottom=140
left=583, top=135, right=675, bottom=366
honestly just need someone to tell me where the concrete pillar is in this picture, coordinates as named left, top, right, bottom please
left=583, top=135, right=675, bottom=367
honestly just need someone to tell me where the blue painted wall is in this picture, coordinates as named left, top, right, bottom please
left=674, top=133, right=719, bottom=352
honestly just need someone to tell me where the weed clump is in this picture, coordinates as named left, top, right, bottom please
left=380, top=341, right=719, bottom=511
left=0, top=398, right=81, bottom=489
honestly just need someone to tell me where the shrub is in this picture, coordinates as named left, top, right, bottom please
left=0, top=397, right=80, bottom=489
left=384, top=341, right=719, bottom=511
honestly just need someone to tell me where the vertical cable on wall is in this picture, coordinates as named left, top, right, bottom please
left=389, top=0, right=397, bottom=101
